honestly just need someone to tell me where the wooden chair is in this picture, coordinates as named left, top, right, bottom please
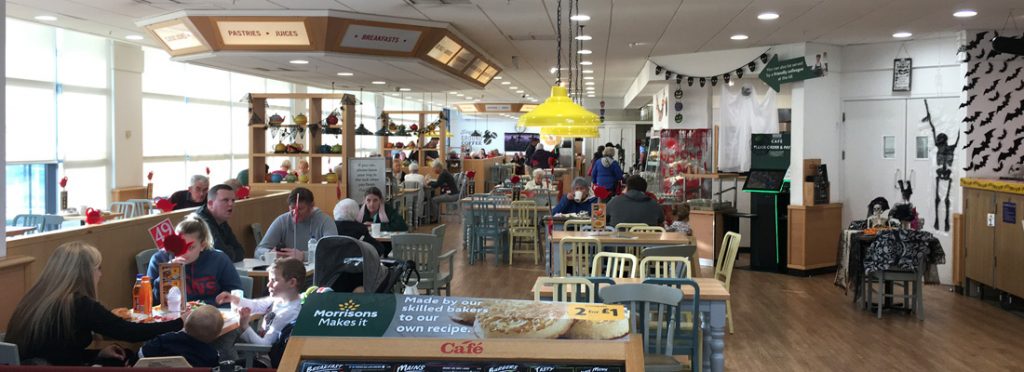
left=533, top=277, right=596, bottom=303
left=715, top=231, right=741, bottom=334
left=250, top=223, right=264, bottom=246
left=431, top=224, right=447, bottom=243
left=439, top=175, right=468, bottom=219
left=563, top=219, right=592, bottom=231
left=590, top=252, right=638, bottom=278
left=615, top=222, right=649, bottom=232
left=642, top=245, right=699, bottom=278
left=109, top=202, right=136, bottom=219
left=559, top=237, right=602, bottom=276
left=392, top=233, right=455, bottom=295
left=625, top=225, right=665, bottom=256
left=600, top=283, right=690, bottom=372
left=508, top=200, right=540, bottom=265
left=864, top=255, right=926, bottom=320
left=402, top=180, right=424, bottom=227
left=640, top=256, right=692, bottom=279
left=643, top=278, right=703, bottom=370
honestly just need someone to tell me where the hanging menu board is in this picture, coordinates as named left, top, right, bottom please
left=217, top=21, right=310, bottom=46
left=347, top=157, right=387, bottom=202
left=427, top=36, right=462, bottom=64
left=340, top=24, right=422, bottom=53
left=447, top=48, right=475, bottom=71
left=750, top=133, right=791, bottom=171
left=152, top=22, right=204, bottom=51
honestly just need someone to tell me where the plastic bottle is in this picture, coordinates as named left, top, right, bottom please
left=307, top=235, right=318, bottom=264
left=166, top=286, right=182, bottom=320
left=140, top=276, right=153, bottom=316
left=131, top=274, right=143, bottom=316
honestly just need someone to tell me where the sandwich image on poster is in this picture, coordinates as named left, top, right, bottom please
left=292, top=293, right=628, bottom=341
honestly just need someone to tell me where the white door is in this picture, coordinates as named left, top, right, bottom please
left=841, top=100, right=907, bottom=225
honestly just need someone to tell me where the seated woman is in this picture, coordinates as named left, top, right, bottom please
left=552, top=177, right=598, bottom=215
left=5, top=242, right=185, bottom=366
left=404, top=162, right=426, bottom=187
left=149, top=216, right=243, bottom=306
left=335, top=198, right=389, bottom=257
left=524, top=168, right=551, bottom=190
left=359, top=186, right=409, bottom=232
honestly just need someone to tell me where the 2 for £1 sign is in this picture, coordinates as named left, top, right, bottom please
left=148, top=219, right=175, bottom=249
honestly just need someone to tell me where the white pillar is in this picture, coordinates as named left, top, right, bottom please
left=111, top=42, right=144, bottom=188
left=1, top=6, right=8, bottom=257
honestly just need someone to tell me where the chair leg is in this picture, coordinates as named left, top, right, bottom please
left=508, top=235, right=515, bottom=265
left=726, top=299, right=734, bottom=334
left=903, top=280, right=910, bottom=309
left=877, top=275, right=884, bottom=319
left=533, top=237, right=539, bottom=265
left=916, top=277, right=925, bottom=321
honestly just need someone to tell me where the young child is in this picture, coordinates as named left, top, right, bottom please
left=668, top=204, right=693, bottom=235
left=139, top=304, right=223, bottom=368
left=216, top=258, right=304, bottom=350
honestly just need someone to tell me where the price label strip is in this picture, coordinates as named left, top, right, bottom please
left=568, top=304, right=626, bottom=321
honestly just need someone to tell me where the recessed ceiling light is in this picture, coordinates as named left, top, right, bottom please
left=577, top=49, right=593, bottom=55
left=587, top=94, right=596, bottom=98
left=953, top=10, right=977, bottom=18
left=289, top=59, right=309, bottom=64
left=449, top=91, right=458, bottom=94
left=501, top=81, right=511, bottom=85
left=583, top=69, right=594, bottom=74
left=456, top=94, right=465, bottom=97
left=585, top=82, right=595, bottom=86
left=757, top=12, right=780, bottom=20
left=892, top=31, right=912, bottom=38
left=586, top=87, right=595, bottom=91
left=516, top=90, right=525, bottom=93
left=570, top=14, right=591, bottom=21
left=336, top=72, right=354, bottom=76
left=399, top=88, right=411, bottom=92
left=730, top=34, right=749, bottom=41
left=493, top=76, right=503, bottom=80
left=583, top=76, right=594, bottom=80
left=125, top=34, right=145, bottom=41
left=510, top=86, right=518, bottom=89
left=371, top=81, right=387, bottom=85
left=580, top=61, right=593, bottom=66
left=34, top=15, right=57, bottom=21
left=575, top=35, right=593, bottom=41
left=627, top=42, right=649, bottom=48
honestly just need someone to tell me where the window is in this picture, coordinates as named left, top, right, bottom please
left=4, top=164, right=55, bottom=221
left=883, top=136, right=896, bottom=159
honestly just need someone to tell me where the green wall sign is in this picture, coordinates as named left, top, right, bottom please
left=758, top=54, right=820, bottom=92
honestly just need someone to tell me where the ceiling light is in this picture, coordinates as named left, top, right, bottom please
left=583, top=76, right=594, bottom=80
left=892, top=31, right=912, bottom=38
left=125, top=35, right=145, bottom=41
left=585, top=82, right=595, bottom=86
left=577, top=49, right=593, bottom=55
left=586, top=87, right=595, bottom=91
left=953, top=10, right=977, bottom=18
left=517, top=90, right=525, bottom=93
left=510, top=86, right=519, bottom=89
left=580, top=61, right=593, bottom=66
left=583, top=70, right=594, bottom=74
left=627, top=42, right=649, bottom=48
left=575, top=35, right=593, bottom=41
left=289, top=59, right=309, bottom=64
left=570, top=14, right=591, bottom=21
left=550, top=67, right=558, bottom=74
left=493, top=76, right=503, bottom=80
left=501, top=81, right=511, bottom=85
left=757, top=12, right=780, bottom=20
left=456, top=94, right=465, bottom=97
left=372, top=81, right=387, bottom=85
left=399, top=88, right=411, bottom=92
left=730, top=34, right=749, bottom=41
left=449, top=91, right=458, bottom=94
left=337, top=72, right=354, bottom=76
left=34, top=15, right=57, bottom=21
left=587, top=94, right=596, bottom=98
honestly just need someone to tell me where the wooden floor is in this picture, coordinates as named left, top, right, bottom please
left=420, top=218, right=1024, bottom=371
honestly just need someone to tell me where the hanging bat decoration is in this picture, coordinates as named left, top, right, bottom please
left=960, top=94, right=976, bottom=109
left=963, top=138, right=975, bottom=148
left=996, top=93, right=1013, bottom=113
left=1008, top=66, right=1023, bottom=81
left=967, top=32, right=987, bottom=50
left=1006, top=100, right=1024, bottom=122
left=979, top=111, right=996, bottom=127
left=987, top=91, right=1001, bottom=102
left=983, top=79, right=1000, bottom=94
left=1002, top=138, right=1024, bottom=165
left=998, top=128, right=1009, bottom=141
left=986, top=48, right=1001, bottom=59
left=1015, top=80, right=1024, bottom=91
left=985, top=62, right=994, bottom=74
left=1016, top=123, right=1024, bottom=136
left=999, top=61, right=1009, bottom=73
left=974, top=49, right=986, bottom=60
left=966, top=62, right=981, bottom=77
left=972, top=128, right=996, bottom=158
left=993, top=161, right=1005, bottom=172
left=964, top=111, right=982, bottom=123
left=964, top=77, right=980, bottom=91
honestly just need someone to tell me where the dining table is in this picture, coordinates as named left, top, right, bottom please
left=532, top=276, right=730, bottom=372
left=546, top=230, right=694, bottom=275
left=4, top=226, right=36, bottom=237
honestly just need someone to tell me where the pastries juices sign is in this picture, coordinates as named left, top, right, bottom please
left=217, top=21, right=310, bottom=46
left=292, top=293, right=628, bottom=341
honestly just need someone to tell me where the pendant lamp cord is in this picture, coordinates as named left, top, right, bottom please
left=567, top=0, right=575, bottom=97
left=556, top=0, right=562, bottom=86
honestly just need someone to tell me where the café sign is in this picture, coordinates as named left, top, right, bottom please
left=341, top=24, right=422, bottom=52
left=153, top=22, right=203, bottom=51
left=217, top=21, right=310, bottom=46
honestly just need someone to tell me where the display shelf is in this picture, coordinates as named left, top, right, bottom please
left=378, top=110, right=449, bottom=176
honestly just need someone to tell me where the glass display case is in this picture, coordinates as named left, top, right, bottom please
left=659, top=128, right=713, bottom=201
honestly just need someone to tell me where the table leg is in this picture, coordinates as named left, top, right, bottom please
left=709, top=301, right=726, bottom=372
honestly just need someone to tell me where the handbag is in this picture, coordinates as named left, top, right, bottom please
left=401, top=260, right=421, bottom=295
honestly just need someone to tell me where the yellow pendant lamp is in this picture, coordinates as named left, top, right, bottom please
left=540, top=124, right=599, bottom=137
left=518, top=86, right=600, bottom=128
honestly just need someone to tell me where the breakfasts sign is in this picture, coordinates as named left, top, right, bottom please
left=293, top=293, right=628, bottom=341
left=340, top=24, right=422, bottom=53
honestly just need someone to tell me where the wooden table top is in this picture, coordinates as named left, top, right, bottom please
left=234, top=258, right=314, bottom=278
left=4, top=226, right=36, bottom=237
left=61, top=211, right=124, bottom=221
left=549, top=230, right=693, bottom=245
left=532, top=276, right=730, bottom=301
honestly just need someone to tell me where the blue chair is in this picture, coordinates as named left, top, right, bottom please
left=586, top=276, right=616, bottom=303
left=13, top=214, right=64, bottom=233
left=644, top=278, right=702, bottom=370
left=466, top=200, right=506, bottom=265
left=600, top=283, right=690, bottom=371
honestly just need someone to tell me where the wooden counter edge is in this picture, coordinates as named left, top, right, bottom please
left=787, top=203, right=843, bottom=210
left=960, top=178, right=1024, bottom=196
left=0, top=255, right=35, bottom=270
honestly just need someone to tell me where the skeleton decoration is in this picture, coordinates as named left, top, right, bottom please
left=923, top=99, right=958, bottom=232
left=866, top=197, right=891, bottom=229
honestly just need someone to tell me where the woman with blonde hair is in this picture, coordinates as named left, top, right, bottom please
left=148, top=216, right=242, bottom=306
left=4, top=241, right=184, bottom=365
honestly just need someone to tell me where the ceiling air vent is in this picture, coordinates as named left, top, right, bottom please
left=507, top=34, right=556, bottom=41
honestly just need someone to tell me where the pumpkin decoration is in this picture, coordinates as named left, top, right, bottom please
left=324, top=171, right=338, bottom=183
left=331, top=144, right=343, bottom=153
left=293, top=113, right=307, bottom=126
left=274, top=141, right=287, bottom=153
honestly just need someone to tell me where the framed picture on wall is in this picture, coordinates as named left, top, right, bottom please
left=892, top=58, right=912, bottom=92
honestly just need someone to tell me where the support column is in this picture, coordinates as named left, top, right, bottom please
left=111, top=42, right=144, bottom=188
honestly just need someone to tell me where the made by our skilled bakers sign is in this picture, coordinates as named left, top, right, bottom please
left=292, top=293, right=627, bottom=340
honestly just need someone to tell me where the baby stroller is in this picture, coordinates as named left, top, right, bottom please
left=313, top=235, right=411, bottom=293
